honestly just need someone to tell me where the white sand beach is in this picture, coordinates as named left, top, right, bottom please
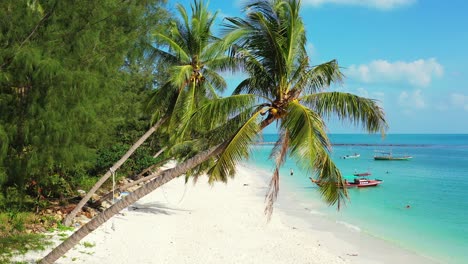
left=24, top=164, right=440, bottom=264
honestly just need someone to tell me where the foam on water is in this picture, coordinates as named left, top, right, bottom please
left=307, top=209, right=326, bottom=216
left=335, top=220, right=361, bottom=232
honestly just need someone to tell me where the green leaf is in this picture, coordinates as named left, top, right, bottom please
left=301, top=92, right=388, bottom=134
left=207, top=110, right=262, bottom=183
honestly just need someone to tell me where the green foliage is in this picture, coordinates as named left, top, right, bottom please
left=0, top=187, right=31, bottom=211
left=94, top=143, right=157, bottom=178
left=0, top=211, right=56, bottom=238
left=149, top=0, right=234, bottom=138
left=198, top=0, right=388, bottom=217
left=68, top=173, right=97, bottom=193
left=0, top=0, right=170, bottom=207
left=92, top=119, right=165, bottom=179
left=82, top=241, right=95, bottom=248
left=36, top=173, right=73, bottom=199
left=55, top=223, right=74, bottom=232
left=0, top=233, right=51, bottom=264
left=0, top=208, right=62, bottom=262
left=0, top=0, right=173, bottom=260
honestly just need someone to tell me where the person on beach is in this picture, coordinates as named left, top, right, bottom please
left=290, top=168, right=294, bottom=176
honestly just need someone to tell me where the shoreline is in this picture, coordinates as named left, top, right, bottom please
left=23, top=163, right=440, bottom=263
left=239, top=163, right=441, bottom=264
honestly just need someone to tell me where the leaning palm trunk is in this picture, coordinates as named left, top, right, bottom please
left=40, top=144, right=224, bottom=264
left=132, top=157, right=168, bottom=180
left=63, top=117, right=168, bottom=226
left=95, top=166, right=165, bottom=204
left=96, top=157, right=170, bottom=204
left=121, top=168, right=163, bottom=189
left=42, top=114, right=276, bottom=263
left=153, top=146, right=167, bottom=158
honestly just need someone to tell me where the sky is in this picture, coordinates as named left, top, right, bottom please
left=167, top=0, right=468, bottom=134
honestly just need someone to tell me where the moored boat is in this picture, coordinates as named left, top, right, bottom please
left=353, top=171, right=372, bottom=176
left=374, top=151, right=412, bottom=161
left=309, top=177, right=383, bottom=188
left=374, top=155, right=412, bottom=160
left=342, top=153, right=360, bottom=159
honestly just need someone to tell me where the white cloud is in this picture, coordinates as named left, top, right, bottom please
left=302, top=0, right=416, bottom=10
left=398, top=89, right=425, bottom=109
left=346, top=58, right=443, bottom=87
left=450, top=93, right=468, bottom=111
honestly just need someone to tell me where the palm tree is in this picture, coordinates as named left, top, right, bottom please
left=63, top=0, right=232, bottom=226
left=41, top=0, right=238, bottom=261
left=40, top=0, right=386, bottom=262
left=188, top=0, right=387, bottom=217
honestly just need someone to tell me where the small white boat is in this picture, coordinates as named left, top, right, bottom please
left=342, top=153, right=360, bottom=159
left=374, top=151, right=412, bottom=161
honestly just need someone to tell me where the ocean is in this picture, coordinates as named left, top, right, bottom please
left=246, top=134, right=468, bottom=264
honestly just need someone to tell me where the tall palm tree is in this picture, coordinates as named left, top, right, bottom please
left=63, top=0, right=233, bottom=225
left=40, top=0, right=386, bottom=262
left=188, top=0, right=387, bottom=217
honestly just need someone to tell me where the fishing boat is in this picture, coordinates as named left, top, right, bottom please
left=353, top=171, right=372, bottom=176
left=309, top=177, right=383, bottom=188
left=342, top=153, right=360, bottom=159
left=374, top=151, right=412, bottom=161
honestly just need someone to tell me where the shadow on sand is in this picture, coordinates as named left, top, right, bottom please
left=128, top=201, right=189, bottom=215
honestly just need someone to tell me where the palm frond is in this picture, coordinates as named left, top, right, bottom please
left=282, top=100, right=348, bottom=206
left=145, top=82, right=178, bottom=123
left=288, top=55, right=310, bottom=93
left=167, top=81, right=198, bottom=137
left=176, top=3, right=190, bottom=32
left=305, top=60, right=344, bottom=94
left=187, top=94, right=257, bottom=131
left=168, top=65, right=193, bottom=89
left=313, top=151, right=348, bottom=207
left=207, top=110, right=262, bottom=183
left=301, top=92, right=388, bottom=134
left=222, top=0, right=310, bottom=100
left=153, top=32, right=190, bottom=63
left=200, top=108, right=258, bottom=145
left=265, top=130, right=290, bottom=219
left=202, top=69, right=227, bottom=94
left=203, top=81, right=220, bottom=100
left=282, top=100, right=330, bottom=168
left=147, top=44, right=179, bottom=65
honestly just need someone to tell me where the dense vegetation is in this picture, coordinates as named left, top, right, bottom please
left=0, top=0, right=170, bottom=261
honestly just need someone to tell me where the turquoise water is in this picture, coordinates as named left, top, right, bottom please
left=247, top=134, right=468, bottom=264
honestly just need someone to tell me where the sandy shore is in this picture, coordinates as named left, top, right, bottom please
left=22, top=163, right=440, bottom=264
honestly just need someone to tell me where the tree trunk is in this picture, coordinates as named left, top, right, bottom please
left=40, top=144, right=223, bottom=264
left=153, top=146, right=167, bottom=158
left=63, top=117, right=167, bottom=226
left=132, top=157, right=169, bottom=180
left=95, top=158, right=170, bottom=204
left=95, top=166, right=165, bottom=204
left=43, top=116, right=276, bottom=263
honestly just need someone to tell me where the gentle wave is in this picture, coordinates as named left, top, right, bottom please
left=336, top=220, right=361, bottom=232
left=307, top=210, right=326, bottom=216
